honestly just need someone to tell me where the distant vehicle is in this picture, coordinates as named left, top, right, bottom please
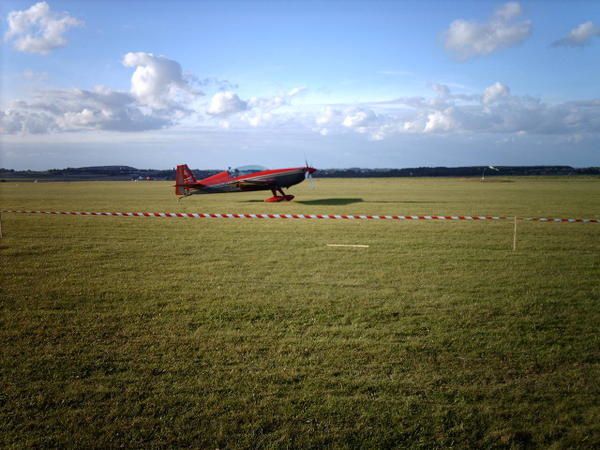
left=175, top=163, right=316, bottom=202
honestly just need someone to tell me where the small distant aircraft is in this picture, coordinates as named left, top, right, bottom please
left=175, top=163, right=317, bottom=202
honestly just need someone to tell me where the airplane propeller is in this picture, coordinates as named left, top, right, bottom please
left=304, top=158, right=316, bottom=189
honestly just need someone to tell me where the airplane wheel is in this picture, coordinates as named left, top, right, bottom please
left=265, top=196, right=285, bottom=202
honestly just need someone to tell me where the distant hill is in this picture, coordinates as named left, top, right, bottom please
left=0, top=165, right=598, bottom=181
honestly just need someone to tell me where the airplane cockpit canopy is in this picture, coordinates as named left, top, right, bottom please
left=229, top=165, right=268, bottom=176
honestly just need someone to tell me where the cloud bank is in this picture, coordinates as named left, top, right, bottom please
left=314, top=83, right=600, bottom=141
left=1, top=44, right=599, bottom=145
left=1, top=52, right=200, bottom=134
left=0, top=87, right=170, bottom=134
left=0, top=51, right=306, bottom=135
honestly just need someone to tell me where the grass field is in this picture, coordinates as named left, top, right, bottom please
left=1, top=177, right=599, bottom=448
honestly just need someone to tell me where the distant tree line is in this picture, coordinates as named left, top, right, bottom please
left=0, top=165, right=598, bottom=181
left=316, top=166, right=600, bottom=178
left=0, top=166, right=220, bottom=181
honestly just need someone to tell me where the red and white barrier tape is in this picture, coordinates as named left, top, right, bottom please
left=1, top=210, right=598, bottom=223
left=523, top=217, right=599, bottom=223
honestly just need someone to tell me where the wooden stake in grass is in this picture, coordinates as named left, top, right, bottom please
left=513, top=215, right=518, bottom=251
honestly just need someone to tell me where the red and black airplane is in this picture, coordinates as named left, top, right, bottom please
left=175, top=163, right=317, bottom=202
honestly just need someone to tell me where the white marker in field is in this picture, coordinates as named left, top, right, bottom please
left=326, top=244, right=369, bottom=248
left=481, top=165, right=500, bottom=181
left=513, top=215, right=518, bottom=251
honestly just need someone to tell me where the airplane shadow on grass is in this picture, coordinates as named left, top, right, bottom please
left=296, top=198, right=364, bottom=206
left=241, top=198, right=448, bottom=205
left=372, top=200, right=448, bottom=204
left=241, top=197, right=364, bottom=205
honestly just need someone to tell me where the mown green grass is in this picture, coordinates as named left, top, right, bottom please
left=1, top=178, right=599, bottom=448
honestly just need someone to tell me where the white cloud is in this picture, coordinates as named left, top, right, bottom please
left=342, top=108, right=378, bottom=128
left=211, top=87, right=306, bottom=127
left=552, top=21, right=600, bottom=47
left=444, top=2, right=531, bottom=60
left=482, top=82, right=510, bottom=104
left=314, top=106, right=393, bottom=140
left=329, top=108, right=399, bottom=141
left=1, top=108, right=55, bottom=134
left=403, top=120, right=423, bottom=133
left=247, top=87, right=306, bottom=112
left=245, top=111, right=273, bottom=127
left=369, top=124, right=398, bottom=141
left=424, top=109, right=456, bottom=133
left=122, top=52, right=198, bottom=110
left=206, top=91, right=248, bottom=116
left=247, top=95, right=285, bottom=111
left=494, top=1, right=522, bottom=21
left=4, top=1, right=82, bottom=55
left=315, top=107, right=341, bottom=126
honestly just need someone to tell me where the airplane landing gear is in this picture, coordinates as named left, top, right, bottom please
left=265, top=188, right=295, bottom=202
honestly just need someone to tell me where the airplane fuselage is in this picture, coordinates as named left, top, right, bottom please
left=175, top=164, right=316, bottom=202
left=191, top=167, right=308, bottom=195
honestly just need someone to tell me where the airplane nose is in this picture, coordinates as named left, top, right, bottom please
left=307, top=167, right=317, bottom=174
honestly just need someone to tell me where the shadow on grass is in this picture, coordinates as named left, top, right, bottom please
left=240, top=198, right=445, bottom=205
left=371, top=200, right=448, bottom=204
left=295, top=198, right=364, bottom=206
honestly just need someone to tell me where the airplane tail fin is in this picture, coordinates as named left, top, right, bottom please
left=175, top=164, right=197, bottom=195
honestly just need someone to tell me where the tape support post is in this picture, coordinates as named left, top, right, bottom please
left=1, top=210, right=598, bottom=223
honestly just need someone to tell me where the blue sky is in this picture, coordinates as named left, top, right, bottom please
left=1, top=0, right=599, bottom=169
